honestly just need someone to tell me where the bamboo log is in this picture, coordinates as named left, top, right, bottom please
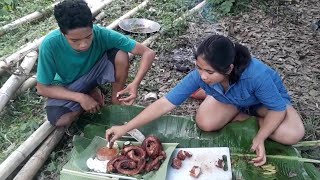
left=94, top=12, right=106, bottom=22
left=0, top=51, right=38, bottom=112
left=13, top=127, right=65, bottom=180
left=0, top=0, right=113, bottom=76
left=16, top=75, right=37, bottom=94
left=0, top=2, right=60, bottom=37
left=107, top=0, right=149, bottom=29
left=173, top=1, right=206, bottom=24
left=91, top=0, right=113, bottom=17
left=0, top=121, right=55, bottom=180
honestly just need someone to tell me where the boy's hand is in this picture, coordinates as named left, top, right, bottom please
left=79, top=94, right=100, bottom=113
left=116, top=83, right=138, bottom=105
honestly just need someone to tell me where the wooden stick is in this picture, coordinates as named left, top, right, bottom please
left=0, top=51, right=38, bottom=112
left=0, top=2, right=60, bottom=37
left=13, top=127, right=65, bottom=180
left=0, top=121, right=55, bottom=180
left=0, top=0, right=113, bottom=76
left=107, top=0, right=149, bottom=29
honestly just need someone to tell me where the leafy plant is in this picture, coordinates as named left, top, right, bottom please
left=0, top=0, right=18, bottom=16
left=208, top=0, right=250, bottom=14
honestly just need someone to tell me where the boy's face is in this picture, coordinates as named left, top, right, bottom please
left=64, top=27, right=93, bottom=52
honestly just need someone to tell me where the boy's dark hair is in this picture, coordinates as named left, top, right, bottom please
left=195, top=35, right=251, bottom=84
left=54, top=0, right=93, bottom=34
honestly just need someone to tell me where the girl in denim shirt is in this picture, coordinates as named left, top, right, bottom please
left=106, top=35, right=305, bottom=167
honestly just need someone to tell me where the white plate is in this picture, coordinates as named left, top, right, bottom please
left=166, top=147, right=232, bottom=180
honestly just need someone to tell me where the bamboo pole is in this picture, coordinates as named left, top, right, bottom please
left=91, top=0, right=113, bottom=17
left=0, top=0, right=113, bottom=76
left=107, top=0, right=149, bottom=29
left=0, top=51, right=38, bottom=112
left=14, top=127, right=65, bottom=180
left=16, top=75, right=37, bottom=94
left=0, top=2, right=60, bottom=37
left=0, top=121, right=55, bottom=180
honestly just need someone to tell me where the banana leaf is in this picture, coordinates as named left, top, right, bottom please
left=75, top=105, right=320, bottom=180
left=61, top=135, right=178, bottom=180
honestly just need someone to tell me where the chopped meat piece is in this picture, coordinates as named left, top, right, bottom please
left=189, top=166, right=201, bottom=178
left=215, top=158, right=224, bottom=169
left=171, top=157, right=182, bottom=169
left=184, top=151, right=192, bottom=158
left=177, top=150, right=192, bottom=160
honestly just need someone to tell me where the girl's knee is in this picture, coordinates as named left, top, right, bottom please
left=196, top=116, right=221, bottom=132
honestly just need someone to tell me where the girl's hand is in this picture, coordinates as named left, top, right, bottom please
left=250, top=137, right=267, bottom=166
left=105, top=125, right=128, bottom=143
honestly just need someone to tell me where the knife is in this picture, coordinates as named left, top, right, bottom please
left=126, top=128, right=145, bottom=143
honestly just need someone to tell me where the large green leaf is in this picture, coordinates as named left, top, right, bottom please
left=77, top=105, right=320, bottom=180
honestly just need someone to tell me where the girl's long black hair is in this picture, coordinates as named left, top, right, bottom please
left=195, top=35, right=251, bottom=84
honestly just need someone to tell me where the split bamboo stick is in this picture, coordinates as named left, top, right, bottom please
left=0, top=2, right=60, bottom=37
left=0, top=0, right=113, bottom=76
left=13, top=127, right=65, bottom=180
left=0, top=51, right=38, bottom=112
left=107, top=0, right=149, bottom=29
left=0, top=121, right=55, bottom=180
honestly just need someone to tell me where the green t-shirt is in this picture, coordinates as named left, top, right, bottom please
left=37, top=25, right=136, bottom=85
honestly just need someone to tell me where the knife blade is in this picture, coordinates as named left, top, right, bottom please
left=126, top=128, right=145, bottom=143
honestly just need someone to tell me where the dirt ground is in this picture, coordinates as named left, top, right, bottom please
left=129, top=0, right=320, bottom=142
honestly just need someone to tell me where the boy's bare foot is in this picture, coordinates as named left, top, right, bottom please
left=89, top=87, right=105, bottom=106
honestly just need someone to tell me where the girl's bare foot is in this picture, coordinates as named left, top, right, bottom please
left=190, top=88, right=207, bottom=100
left=232, top=112, right=250, bottom=122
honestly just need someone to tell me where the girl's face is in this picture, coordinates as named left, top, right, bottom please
left=195, top=56, right=227, bottom=85
left=64, top=27, right=94, bottom=52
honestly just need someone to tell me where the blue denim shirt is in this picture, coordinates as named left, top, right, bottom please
left=165, top=58, right=291, bottom=111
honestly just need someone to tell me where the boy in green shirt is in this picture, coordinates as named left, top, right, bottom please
left=36, top=0, right=156, bottom=127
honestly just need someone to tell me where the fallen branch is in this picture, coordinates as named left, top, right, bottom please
left=0, top=51, right=38, bottom=112
left=0, top=121, right=55, bottom=180
left=0, top=2, right=60, bottom=37
left=13, top=127, right=65, bottom=180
